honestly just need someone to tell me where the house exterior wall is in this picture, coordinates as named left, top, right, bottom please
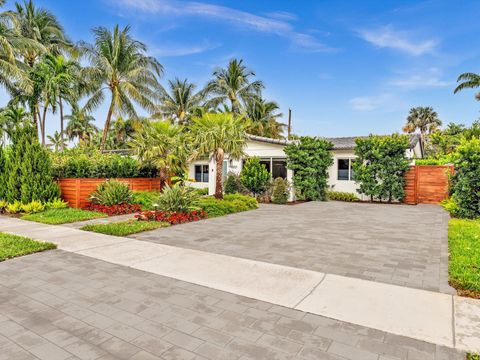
left=328, top=149, right=365, bottom=199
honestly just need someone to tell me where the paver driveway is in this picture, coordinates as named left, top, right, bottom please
left=132, top=201, right=452, bottom=293
left=0, top=251, right=464, bottom=360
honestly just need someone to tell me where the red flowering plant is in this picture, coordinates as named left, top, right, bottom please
left=84, top=203, right=142, bottom=216
left=135, top=209, right=207, bottom=225
left=85, top=180, right=142, bottom=215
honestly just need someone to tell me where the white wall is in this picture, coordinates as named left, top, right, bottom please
left=328, top=150, right=365, bottom=199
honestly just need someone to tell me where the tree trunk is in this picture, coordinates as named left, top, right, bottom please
left=59, top=97, right=65, bottom=151
left=41, top=104, right=48, bottom=146
left=159, top=167, right=167, bottom=190
left=215, top=149, right=224, bottom=199
left=100, top=99, right=115, bottom=151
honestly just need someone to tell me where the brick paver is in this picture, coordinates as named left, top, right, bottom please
left=131, top=202, right=453, bottom=293
left=0, top=250, right=464, bottom=360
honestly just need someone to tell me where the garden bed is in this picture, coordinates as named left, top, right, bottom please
left=0, top=233, right=56, bottom=261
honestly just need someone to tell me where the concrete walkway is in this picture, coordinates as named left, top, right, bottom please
left=1, top=217, right=479, bottom=354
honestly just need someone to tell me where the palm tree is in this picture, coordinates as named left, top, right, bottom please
left=0, top=106, right=30, bottom=140
left=65, top=106, right=97, bottom=143
left=403, top=107, right=442, bottom=148
left=80, top=25, right=163, bottom=150
left=47, top=130, right=66, bottom=151
left=130, top=120, right=188, bottom=188
left=191, top=113, right=247, bottom=199
left=244, top=96, right=285, bottom=139
left=155, top=78, right=205, bottom=125
left=454, top=72, right=480, bottom=100
left=205, top=59, right=263, bottom=114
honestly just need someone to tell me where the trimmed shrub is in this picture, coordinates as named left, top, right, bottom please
left=198, top=194, right=258, bottom=217
left=240, top=157, right=270, bottom=196
left=194, top=188, right=209, bottom=196
left=327, top=191, right=360, bottom=202
left=6, top=201, right=23, bottom=214
left=0, top=200, right=7, bottom=213
left=271, top=177, right=289, bottom=204
left=224, top=174, right=240, bottom=194
left=44, top=198, right=69, bottom=210
left=0, top=146, right=6, bottom=200
left=90, top=180, right=133, bottom=206
left=21, top=200, right=45, bottom=214
left=132, top=191, right=160, bottom=210
left=285, top=137, right=333, bottom=201
left=157, top=184, right=200, bottom=212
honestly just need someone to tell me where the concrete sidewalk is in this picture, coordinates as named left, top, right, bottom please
left=1, top=217, right=479, bottom=353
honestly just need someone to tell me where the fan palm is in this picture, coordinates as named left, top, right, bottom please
left=65, top=106, right=97, bottom=143
left=79, top=25, right=163, bottom=150
left=155, top=78, right=205, bottom=125
left=403, top=107, right=442, bottom=148
left=205, top=59, right=263, bottom=114
left=454, top=72, right=480, bottom=100
left=191, top=113, right=247, bottom=199
left=46, top=130, right=66, bottom=152
left=244, top=96, right=285, bottom=139
left=130, top=120, right=188, bottom=188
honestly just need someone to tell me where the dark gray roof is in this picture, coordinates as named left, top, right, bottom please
left=246, top=134, right=292, bottom=145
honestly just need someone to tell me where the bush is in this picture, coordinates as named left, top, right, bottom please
left=441, top=197, right=461, bottom=217
left=51, top=148, right=158, bottom=178
left=198, top=194, right=258, bottom=217
left=0, top=146, right=6, bottom=200
left=327, top=191, right=360, bottom=202
left=6, top=201, right=22, bottom=214
left=0, top=200, right=7, bottom=213
left=132, top=191, right=160, bottom=210
left=224, top=174, right=240, bottom=194
left=84, top=203, right=142, bottom=216
left=449, top=138, right=480, bottom=218
left=240, top=157, right=270, bottom=196
left=194, top=188, right=209, bottom=196
left=271, top=177, right=290, bottom=204
left=285, top=137, right=333, bottom=201
left=223, top=194, right=258, bottom=209
left=90, top=180, right=133, bottom=206
left=45, top=198, right=69, bottom=210
left=157, top=184, right=200, bottom=212
left=21, top=200, right=45, bottom=214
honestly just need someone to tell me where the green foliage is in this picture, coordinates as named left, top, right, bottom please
left=51, top=148, right=157, bottom=178
left=448, top=219, right=480, bottom=297
left=21, top=200, right=45, bottom=214
left=22, top=208, right=107, bottom=224
left=44, top=198, right=69, bottom=209
left=198, top=194, right=257, bottom=217
left=82, top=220, right=169, bottom=236
left=0, top=146, right=6, bottom=200
left=467, top=353, right=480, bottom=360
left=224, top=174, right=240, bottom=194
left=449, top=138, right=480, bottom=218
left=271, top=177, right=289, bottom=204
left=194, top=188, right=209, bottom=196
left=240, top=157, right=270, bottom=195
left=285, top=137, right=333, bottom=201
left=4, top=126, right=60, bottom=203
left=353, top=134, right=410, bottom=202
left=90, top=180, right=133, bottom=206
left=0, top=200, right=7, bottom=213
left=132, top=191, right=160, bottom=210
left=415, top=156, right=454, bottom=165
left=327, top=191, right=360, bottom=202
left=156, top=184, right=200, bottom=212
left=0, top=233, right=56, bottom=262
left=441, top=197, right=461, bottom=217
left=6, top=201, right=22, bottom=214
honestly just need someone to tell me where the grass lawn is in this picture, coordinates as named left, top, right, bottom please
left=468, top=354, right=480, bottom=360
left=81, top=220, right=169, bottom=236
left=0, top=232, right=56, bottom=261
left=22, top=208, right=107, bottom=225
left=448, top=218, right=480, bottom=298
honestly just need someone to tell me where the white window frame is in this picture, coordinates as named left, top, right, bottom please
left=337, top=158, right=355, bottom=181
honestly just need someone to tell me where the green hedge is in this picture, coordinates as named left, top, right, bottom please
left=327, top=191, right=359, bottom=202
left=198, top=194, right=258, bottom=217
left=52, top=149, right=158, bottom=178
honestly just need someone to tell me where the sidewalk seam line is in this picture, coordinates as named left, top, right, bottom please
left=451, top=295, right=456, bottom=348
left=293, top=273, right=327, bottom=309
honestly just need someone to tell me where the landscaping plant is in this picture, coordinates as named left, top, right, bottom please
left=240, top=157, right=270, bottom=196
left=327, top=191, right=360, bottom=202
left=285, top=137, right=333, bottom=201
left=83, top=203, right=142, bottom=216
left=224, top=173, right=240, bottom=194
left=136, top=210, right=207, bottom=225
left=22, top=208, right=107, bottom=224
left=198, top=194, right=257, bottom=217
left=132, top=191, right=160, bottom=210
left=45, top=198, right=69, bottom=210
left=90, top=179, right=133, bottom=206
left=156, top=183, right=200, bottom=212
left=21, top=200, right=45, bottom=214
left=0, top=233, right=56, bottom=262
left=271, top=177, right=289, bottom=204
left=82, top=220, right=169, bottom=236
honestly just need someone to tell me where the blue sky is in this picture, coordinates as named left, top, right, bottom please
left=2, top=0, right=480, bottom=137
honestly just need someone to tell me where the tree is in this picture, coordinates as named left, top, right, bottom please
left=285, top=137, right=333, bottom=201
left=109, top=117, right=143, bottom=149
left=403, top=107, right=442, bottom=148
left=240, top=157, right=270, bottom=196
left=130, top=120, right=188, bottom=188
left=47, top=130, right=66, bottom=152
left=155, top=78, right=205, bottom=125
left=65, top=106, right=97, bottom=144
left=191, top=113, right=247, bottom=199
left=80, top=25, right=163, bottom=150
left=454, top=72, right=480, bottom=101
left=205, top=59, right=263, bottom=114
left=271, top=177, right=289, bottom=204
left=244, top=95, right=285, bottom=139
left=0, top=106, right=30, bottom=140
left=352, top=137, right=379, bottom=201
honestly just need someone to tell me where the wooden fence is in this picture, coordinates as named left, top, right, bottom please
left=404, top=165, right=454, bottom=205
left=58, top=178, right=161, bottom=208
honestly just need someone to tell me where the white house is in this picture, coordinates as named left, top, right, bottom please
left=187, top=134, right=423, bottom=201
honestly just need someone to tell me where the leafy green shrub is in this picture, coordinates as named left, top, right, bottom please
left=51, top=148, right=158, bottom=178
left=198, top=194, right=257, bottom=217
left=271, top=177, right=290, bottom=204
left=90, top=180, right=133, bottom=206
left=285, top=137, right=333, bottom=201
left=0, top=200, right=7, bottom=213
left=193, top=188, right=209, bottom=196
left=45, top=198, right=69, bottom=209
left=223, top=194, right=258, bottom=209
left=157, top=184, right=200, bottom=212
left=415, top=155, right=454, bottom=165
left=441, top=197, right=461, bottom=217
left=327, top=191, right=360, bottom=202
left=449, top=138, right=480, bottom=218
left=240, top=157, right=270, bottom=195
left=0, top=146, right=6, bottom=200
left=21, top=200, right=45, bottom=214
left=6, top=201, right=23, bottom=214
left=224, top=174, right=240, bottom=194
left=132, top=191, right=160, bottom=210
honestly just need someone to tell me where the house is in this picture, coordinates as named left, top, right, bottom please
left=187, top=134, right=423, bottom=201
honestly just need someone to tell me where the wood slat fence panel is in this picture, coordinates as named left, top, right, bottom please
left=403, top=165, right=453, bottom=205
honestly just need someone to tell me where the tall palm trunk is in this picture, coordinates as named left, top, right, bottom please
left=59, top=97, right=64, bottom=151
left=214, top=148, right=224, bottom=199
left=159, top=167, right=167, bottom=191
left=41, top=103, right=48, bottom=146
left=100, top=99, right=115, bottom=151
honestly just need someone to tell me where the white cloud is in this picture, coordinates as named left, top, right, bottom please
left=349, top=94, right=395, bottom=111
left=151, top=42, right=218, bottom=57
left=390, top=68, right=451, bottom=89
left=359, top=26, right=437, bottom=56
left=115, top=0, right=334, bottom=52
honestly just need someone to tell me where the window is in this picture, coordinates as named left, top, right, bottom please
left=258, top=158, right=287, bottom=179
left=195, top=165, right=209, bottom=183
left=337, top=159, right=354, bottom=181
